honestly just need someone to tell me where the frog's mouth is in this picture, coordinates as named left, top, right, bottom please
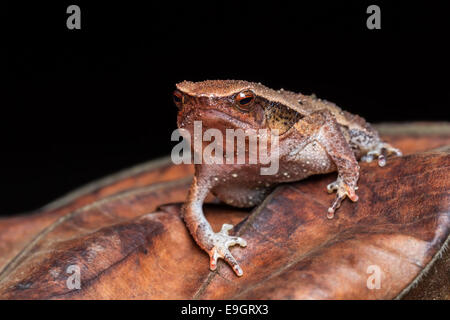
left=201, top=108, right=256, bottom=129
left=178, top=108, right=256, bottom=131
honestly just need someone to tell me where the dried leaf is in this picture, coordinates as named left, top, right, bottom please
left=0, top=123, right=449, bottom=299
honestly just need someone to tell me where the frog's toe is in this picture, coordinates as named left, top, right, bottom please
left=326, top=180, right=339, bottom=193
left=209, top=247, right=244, bottom=276
left=383, top=145, right=402, bottom=161
left=362, top=143, right=402, bottom=167
left=326, top=179, right=358, bottom=219
left=361, top=154, right=375, bottom=163
left=207, top=224, right=247, bottom=276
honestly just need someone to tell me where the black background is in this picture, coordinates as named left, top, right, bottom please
left=5, top=1, right=449, bottom=216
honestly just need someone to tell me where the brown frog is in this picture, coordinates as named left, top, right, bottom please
left=173, top=80, right=401, bottom=276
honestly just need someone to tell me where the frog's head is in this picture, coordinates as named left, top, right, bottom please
left=174, top=80, right=302, bottom=137
left=174, top=80, right=267, bottom=134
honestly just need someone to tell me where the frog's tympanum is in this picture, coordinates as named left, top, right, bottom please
left=173, top=80, right=401, bottom=276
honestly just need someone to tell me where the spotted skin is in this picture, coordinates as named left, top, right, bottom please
left=265, top=101, right=303, bottom=134
left=175, top=80, right=402, bottom=276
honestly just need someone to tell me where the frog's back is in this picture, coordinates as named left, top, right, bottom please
left=294, top=92, right=378, bottom=137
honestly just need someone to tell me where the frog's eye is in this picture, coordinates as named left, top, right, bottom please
left=235, top=90, right=255, bottom=112
left=173, top=90, right=184, bottom=109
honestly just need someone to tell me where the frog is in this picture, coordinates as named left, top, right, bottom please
left=173, top=80, right=402, bottom=277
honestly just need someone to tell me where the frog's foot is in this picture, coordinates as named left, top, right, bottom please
left=207, top=223, right=247, bottom=276
left=326, top=178, right=358, bottom=219
left=361, top=143, right=402, bottom=167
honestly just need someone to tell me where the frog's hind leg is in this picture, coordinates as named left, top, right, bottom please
left=348, top=129, right=402, bottom=167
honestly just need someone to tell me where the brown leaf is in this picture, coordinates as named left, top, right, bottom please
left=0, top=123, right=449, bottom=299
left=0, top=159, right=194, bottom=272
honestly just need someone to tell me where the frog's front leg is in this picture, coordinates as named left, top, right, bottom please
left=294, top=110, right=360, bottom=219
left=182, top=169, right=247, bottom=276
